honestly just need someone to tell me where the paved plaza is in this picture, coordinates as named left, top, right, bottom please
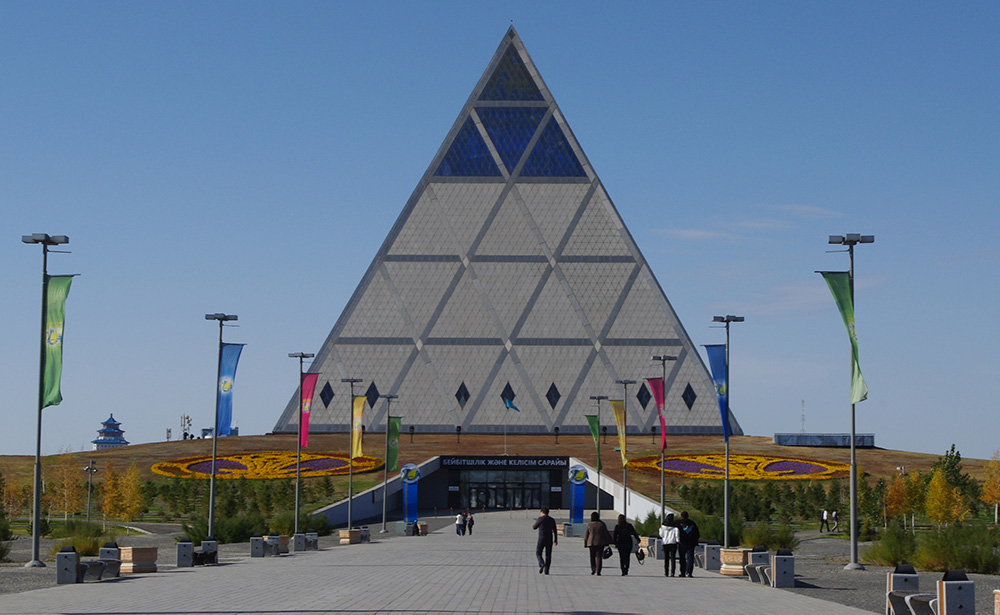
left=0, top=511, right=883, bottom=615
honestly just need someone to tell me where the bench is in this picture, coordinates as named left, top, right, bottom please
left=193, top=539, right=217, bottom=565
left=892, top=568, right=974, bottom=615
left=293, top=532, right=320, bottom=551
left=886, top=564, right=921, bottom=615
left=770, top=548, right=794, bottom=588
left=56, top=547, right=106, bottom=583
left=745, top=548, right=769, bottom=583
left=98, top=542, right=122, bottom=578
left=264, top=534, right=288, bottom=555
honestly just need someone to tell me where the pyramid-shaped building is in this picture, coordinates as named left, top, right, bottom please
left=274, top=27, right=742, bottom=438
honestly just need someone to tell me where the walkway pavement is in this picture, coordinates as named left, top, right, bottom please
left=0, top=511, right=879, bottom=615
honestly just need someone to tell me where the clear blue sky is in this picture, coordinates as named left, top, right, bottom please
left=3, top=2, right=998, bottom=460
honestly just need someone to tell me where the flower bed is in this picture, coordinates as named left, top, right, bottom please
left=628, top=453, right=848, bottom=480
left=152, top=451, right=383, bottom=479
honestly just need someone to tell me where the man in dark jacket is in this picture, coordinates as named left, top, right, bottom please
left=532, top=507, right=558, bottom=575
left=676, top=510, right=700, bottom=577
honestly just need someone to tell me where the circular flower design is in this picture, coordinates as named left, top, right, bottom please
left=628, top=454, right=848, bottom=480
left=152, top=451, right=384, bottom=479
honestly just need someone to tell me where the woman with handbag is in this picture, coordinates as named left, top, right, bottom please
left=613, top=514, right=640, bottom=576
left=583, top=511, right=611, bottom=575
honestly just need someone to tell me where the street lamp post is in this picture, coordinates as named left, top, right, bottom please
left=651, top=355, right=677, bottom=522
left=22, top=232, right=70, bottom=568
left=342, top=378, right=362, bottom=529
left=289, top=352, right=314, bottom=536
left=712, top=315, right=743, bottom=548
left=615, top=379, right=636, bottom=520
left=205, top=312, right=237, bottom=540
left=83, top=460, right=98, bottom=524
left=828, top=233, right=874, bottom=571
left=588, top=395, right=608, bottom=517
left=380, top=394, right=398, bottom=534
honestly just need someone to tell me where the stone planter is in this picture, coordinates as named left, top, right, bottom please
left=120, top=546, right=158, bottom=574
left=719, top=547, right=749, bottom=576
left=339, top=529, right=361, bottom=545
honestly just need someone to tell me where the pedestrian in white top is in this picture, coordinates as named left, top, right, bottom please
left=659, top=513, right=680, bottom=577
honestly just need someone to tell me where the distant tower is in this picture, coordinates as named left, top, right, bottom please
left=92, top=414, right=129, bottom=450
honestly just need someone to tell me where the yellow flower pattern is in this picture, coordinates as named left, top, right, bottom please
left=628, top=453, right=848, bottom=480
left=152, top=451, right=383, bottom=479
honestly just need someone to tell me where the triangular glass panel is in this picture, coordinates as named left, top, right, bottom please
left=478, top=46, right=543, bottom=101
left=365, top=382, right=380, bottom=409
left=476, top=106, right=547, bottom=173
left=455, top=382, right=470, bottom=408
left=545, top=383, right=561, bottom=409
left=682, top=383, right=697, bottom=410
left=520, top=118, right=586, bottom=177
left=435, top=117, right=502, bottom=177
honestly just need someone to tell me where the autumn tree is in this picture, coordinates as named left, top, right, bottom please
left=2, top=478, right=31, bottom=522
left=981, top=451, right=1000, bottom=525
left=885, top=476, right=907, bottom=523
left=118, top=465, right=147, bottom=528
left=100, top=463, right=123, bottom=528
left=925, top=468, right=968, bottom=525
left=47, top=460, right=87, bottom=520
left=903, top=471, right=926, bottom=531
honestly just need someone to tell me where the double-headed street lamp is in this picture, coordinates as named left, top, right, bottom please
left=22, top=232, right=70, bottom=568
left=712, top=315, right=743, bottom=549
left=83, top=460, right=98, bottom=524
left=289, top=352, right=315, bottom=536
left=205, top=312, right=237, bottom=541
left=651, top=355, right=677, bottom=522
left=615, top=379, right=636, bottom=519
left=828, top=233, right=874, bottom=571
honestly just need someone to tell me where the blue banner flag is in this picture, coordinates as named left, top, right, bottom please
left=216, top=343, right=244, bottom=436
left=504, top=398, right=520, bottom=412
left=704, top=344, right=731, bottom=441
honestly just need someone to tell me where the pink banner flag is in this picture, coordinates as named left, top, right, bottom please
left=647, top=377, right=666, bottom=452
left=300, top=373, right=319, bottom=448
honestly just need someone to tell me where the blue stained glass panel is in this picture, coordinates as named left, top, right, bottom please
left=476, top=107, right=547, bottom=173
left=520, top=119, right=586, bottom=177
left=435, top=117, right=501, bottom=177
left=478, top=46, right=543, bottom=101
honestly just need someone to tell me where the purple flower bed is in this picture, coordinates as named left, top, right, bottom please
left=763, top=460, right=826, bottom=475
left=296, top=458, right=349, bottom=472
left=188, top=459, right=246, bottom=475
left=662, top=459, right=724, bottom=474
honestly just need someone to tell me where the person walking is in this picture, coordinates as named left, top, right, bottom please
left=466, top=511, right=475, bottom=535
left=532, top=506, right=558, bottom=575
left=613, top=514, right=640, bottom=576
left=583, top=511, right=611, bottom=575
left=676, top=511, right=699, bottom=577
left=455, top=511, right=466, bottom=536
left=659, top=513, right=679, bottom=577
left=831, top=510, right=839, bottom=532
left=820, top=509, right=830, bottom=533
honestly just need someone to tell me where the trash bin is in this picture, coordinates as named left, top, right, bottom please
left=176, top=540, right=194, bottom=567
left=405, top=522, right=416, bottom=536
left=562, top=523, right=573, bottom=537
left=56, top=546, right=80, bottom=584
left=250, top=535, right=265, bottom=557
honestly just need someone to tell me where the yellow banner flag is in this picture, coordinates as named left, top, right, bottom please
left=610, top=399, right=627, bottom=466
left=352, top=395, right=365, bottom=459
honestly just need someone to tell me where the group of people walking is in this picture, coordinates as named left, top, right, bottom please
left=454, top=510, right=475, bottom=536
left=534, top=508, right=699, bottom=577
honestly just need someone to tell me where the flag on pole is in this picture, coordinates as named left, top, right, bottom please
left=216, top=343, right=244, bottom=436
left=610, top=399, right=627, bottom=466
left=352, top=395, right=365, bottom=459
left=586, top=415, right=602, bottom=471
left=647, top=377, right=667, bottom=452
left=42, top=275, right=73, bottom=408
left=300, top=373, right=319, bottom=448
left=386, top=416, right=401, bottom=472
left=504, top=398, right=520, bottom=412
left=704, top=344, right=731, bottom=441
left=820, top=271, right=869, bottom=404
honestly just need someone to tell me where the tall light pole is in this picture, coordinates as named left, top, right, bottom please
left=712, top=315, right=743, bottom=548
left=83, top=460, right=98, bottom=524
left=588, top=395, right=608, bottom=517
left=342, top=377, right=363, bottom=529
left=828, top=233, right=874, bottom=571
left=651, top=355, right=677, bottom=522
left=615, top=379, right=636, bottom=520
left=205, top=312, right=237, bottom=540
left=22, top=232, right=70, bottom=568
left=380, top=394, right=398, bottom=534
left=289, top=352, right=314, bottom=536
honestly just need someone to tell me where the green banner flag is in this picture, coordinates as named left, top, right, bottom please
left=386, top=416, right=401, bottom=472
left=821, top=271, right=868, bottom=404
left=42, top=275, right=73, bottom=408
left=586, top=415, right=602, bottom=472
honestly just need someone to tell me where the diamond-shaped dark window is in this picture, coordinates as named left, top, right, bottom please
left=319, top=382, right=335, bottom=408
left=501, top=382, right=516, bottom=403
left=478, top=46, right=543, bottom=102
left=455, top=382, right=470, bottom=408
left=365, top=382, right=380, bottom=409
left=476, top=106, right=547, bottom=173
left=434, top=117, right=502, bottom=177
left=636, top=383, right=651, bottom=410
left=682, top=383, right=697, bottom=410
left=545, top=383, right=561, bottom=409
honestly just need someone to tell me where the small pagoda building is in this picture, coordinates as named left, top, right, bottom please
left=92, top=414, right=129, bottom=450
